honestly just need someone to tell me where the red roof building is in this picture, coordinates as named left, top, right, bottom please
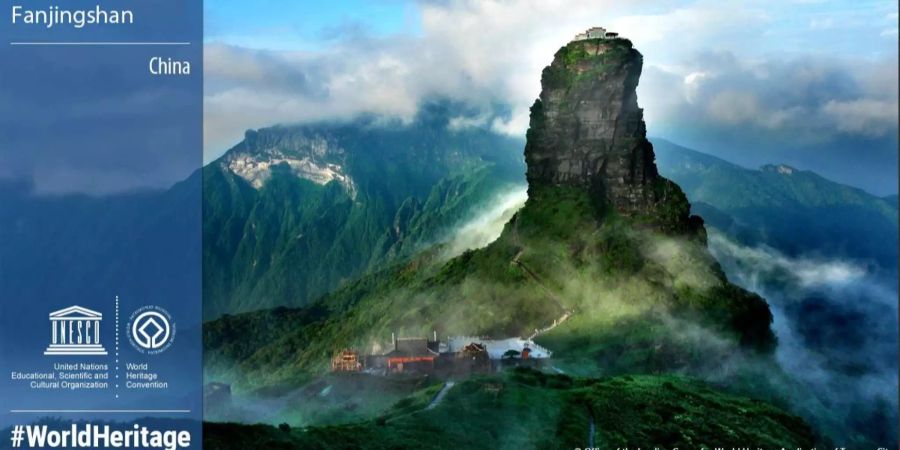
left=385, top=337, right=439, bottom=373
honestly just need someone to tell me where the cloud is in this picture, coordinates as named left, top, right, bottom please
left=707, top=229, right=898, bottom=398
left=439, top=186, right=527, bottom=259
left=609, top=5, right=771, bottom=45
left=640, top=47, right=897, bottom=193
left=642, top=51, right=899, bottom=140
left=707, top=231, right=870, bottom=290
left=203, top=0, right=898, bottom=195
left=202, top=0, right=639, bottom=159
left=204, top=41, right=424, bottom=157
left=822, top=98, right=899, bottom=136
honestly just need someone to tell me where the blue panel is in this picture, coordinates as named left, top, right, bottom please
left=0, top=0, right=202, bottom=448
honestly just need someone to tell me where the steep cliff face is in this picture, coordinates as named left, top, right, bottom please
left=525, top=38, right=661, bottom=214
left=222, top=129, right=357, bottom=196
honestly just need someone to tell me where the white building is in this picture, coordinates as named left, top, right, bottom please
left=586, top=26, right=607, bottom=38
left=447, top=336, right=552, bottom=359
left=572, top=26, right=620, bottom=42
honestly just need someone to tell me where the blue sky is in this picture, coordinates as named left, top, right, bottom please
left=204, top=0, right=896, bottom=58
left=202, top=0, right=898, bottom=194
left=205, top=0, right=421, bottom=50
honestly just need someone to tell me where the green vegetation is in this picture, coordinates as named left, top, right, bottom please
left=206, top=373, right=442, bottom=427
left=205, top=184, right=774, bottom=390
left=581, top=373, right=814, bottom=447
left=203, top=112, right=526, bottom=319
left=199, top=50, right=826, bottom=449
left=543, top=38, right=636, bottom=89
left=204, top=369, right=816, bottom=450
left=561, top=43, right=590, bottom=66
left=654, top=138, right=899, bottom=267
left=641, top=177, right=706, bottom=236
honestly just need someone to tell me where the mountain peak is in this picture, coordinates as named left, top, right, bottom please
left=523, top=34, right=662, bottom=214
left=760, top=164, right=797, bottom=175
left=220, top=127, right=357, bottom=196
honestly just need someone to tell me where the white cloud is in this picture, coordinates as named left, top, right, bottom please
left=440, top=186, right=528, bottom=259
left=610, top=5, right=770, bottom=44
left=202, top=0, right=740, bottom=160
left=203, top=0, right=899, bottom=163
left=447, top=113, right=491, bottom=131
left=641, top=51, right=899, bottom=140
left=822, top=98, right=899, bottom=136
left=809, top=17, right=834, bottom=30
left=707, top=231, right=868, bottom=289
left=707, top=228, right=899, bottom=418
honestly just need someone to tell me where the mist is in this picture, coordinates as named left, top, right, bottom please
left=439, top=186, right=528, bottom=260
left=707, top=229, right=899, bottom=444
left=205, top=188, right=898, bottom=445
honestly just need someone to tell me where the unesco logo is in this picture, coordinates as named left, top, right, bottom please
left=127, top=306, right=175, bottom=355
left=44, top=305, right=108, bottom=356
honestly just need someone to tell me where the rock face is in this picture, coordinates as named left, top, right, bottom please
left=222, top=129, right=357, bottom=197
left=524, top=37, right=660, bottom=213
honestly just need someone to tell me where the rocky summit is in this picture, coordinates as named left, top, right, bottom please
left=525, top=36, right=660, bottom=214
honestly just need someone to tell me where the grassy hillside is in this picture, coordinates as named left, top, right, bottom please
left=205, top=184, right=774, bottom=390
left=204, top=369, right=816, bottom=450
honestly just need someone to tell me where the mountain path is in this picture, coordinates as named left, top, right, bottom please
left=512, top=249, right=574, bottom=340
left=588, top=409, right=597, bottom=449
left=426, top=381, right=456, bottom=410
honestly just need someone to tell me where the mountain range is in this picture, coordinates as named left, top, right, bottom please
left=202, top=122, right=900, bottom=321
left=202, top=104, right=525, bottom=318
left=654, top=139, right=898, bottom=270
left=201, top=37, right=824, bottom=448
left=1, top=37, right=896, bottom=449
left=204, top=36, right=775, bottom=384
left=4, top=134, right=891, bottom=322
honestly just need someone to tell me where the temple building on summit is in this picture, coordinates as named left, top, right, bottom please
left=572, top=26, right=620, bottom=41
